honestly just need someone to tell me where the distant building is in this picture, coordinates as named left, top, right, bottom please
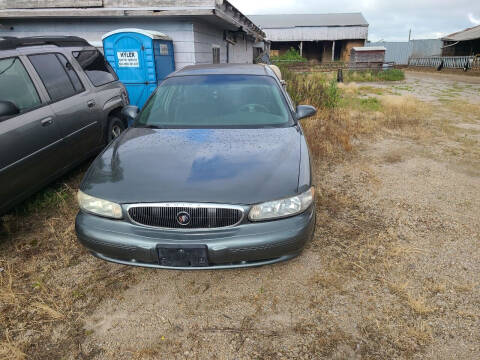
left=442, top=25, right=480, bottom=56
left=0, top=0, right=266, bottom=69
left=367, top=39, right=442, bottom=65
left=248, top=13, right=369, bottom=62
left=349, top=46, right=385, bottom=69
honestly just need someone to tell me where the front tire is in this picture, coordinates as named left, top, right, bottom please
left=107, top=116, right=125, bottom=143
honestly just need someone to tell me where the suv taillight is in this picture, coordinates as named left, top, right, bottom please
left=121, top=90, right=129, bottom=105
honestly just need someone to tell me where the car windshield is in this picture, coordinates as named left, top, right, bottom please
left=135, top=75, right=292, bottom=128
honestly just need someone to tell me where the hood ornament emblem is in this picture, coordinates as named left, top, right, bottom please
left=176, top=211, right=191, bottom=226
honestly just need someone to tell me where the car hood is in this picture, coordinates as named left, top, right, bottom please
left=81, top=127, right=301, bottom=205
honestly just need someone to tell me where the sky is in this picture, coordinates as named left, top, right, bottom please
left=230, top=0, right=480, bottom=42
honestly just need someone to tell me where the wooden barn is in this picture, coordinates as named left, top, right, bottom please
left=349, top=46, right=386, bottom=69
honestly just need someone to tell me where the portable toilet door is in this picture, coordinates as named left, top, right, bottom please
left=102, top=28, right=175, bottom=111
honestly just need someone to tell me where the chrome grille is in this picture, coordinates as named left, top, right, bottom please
left=127, top=203, right=244, bottom=229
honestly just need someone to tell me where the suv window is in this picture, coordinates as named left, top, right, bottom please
left=0, top=57, right=41, bottom=113
left=73, top=50, right=117, bottom=87
left=56, top=53, right=84, bottom=93
left=29, top=53, right=83, bottom=102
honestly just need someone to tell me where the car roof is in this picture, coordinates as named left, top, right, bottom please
left=168, top=64, right=275, bottom=78
left=0, top=36, right=91, bottom=51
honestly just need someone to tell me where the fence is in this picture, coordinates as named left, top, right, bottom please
left=271, top=60, right=396, bottom=73
left=367, top=40, right=442, bottom=65
left=409, top=56, right=480, bottom=70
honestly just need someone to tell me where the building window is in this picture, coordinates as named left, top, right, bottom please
left=212, top=46, right=220, bottom=64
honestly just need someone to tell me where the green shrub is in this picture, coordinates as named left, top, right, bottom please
left=325, top=80, right=341, bottom=108
left=271, top=47, right=307, bottom=63
left=279, top=66, right=339, bottom=109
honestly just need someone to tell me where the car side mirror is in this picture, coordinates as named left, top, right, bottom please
left=296, top=105, right=317, bottom=120
left=0, top=100, right=19, bottom=119
left=121, top=105, right=139, bottom=124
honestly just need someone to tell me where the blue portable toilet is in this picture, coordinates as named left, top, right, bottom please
left=102, top=28, right=175, bottom=112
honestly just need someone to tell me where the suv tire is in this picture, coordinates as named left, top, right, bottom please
left=107, top=116, right=125, bottom=143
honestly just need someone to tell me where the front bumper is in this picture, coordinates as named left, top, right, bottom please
left=75, top=205, right=315, bottom=270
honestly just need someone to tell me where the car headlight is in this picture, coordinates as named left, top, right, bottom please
left=77, top=190, right=123, bottom=219
left=249, top=187, right=314, bottom=221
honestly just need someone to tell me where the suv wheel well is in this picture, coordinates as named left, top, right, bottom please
left=107, top=107, right=126, bottom=127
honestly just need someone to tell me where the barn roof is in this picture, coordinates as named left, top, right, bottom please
left=248, top=13, right=368, bottom=29
left=352, top=46, right=386, bottom=51
left=442, top=25, right=480, bottom=42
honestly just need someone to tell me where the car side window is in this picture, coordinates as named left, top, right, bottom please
left=0, top=57, right=41, bottom=113
left=72, top=50, right=117, bottom=87
left=28, top=53, right=82, bottom=102
left=56, top=53, right=84, bottom=93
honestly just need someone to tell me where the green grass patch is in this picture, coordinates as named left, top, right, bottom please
left=12, top=184, right=74, bottom=216
left=345, top=69, right=405, bottom=82
left=271, top=47, right=307, bottom=63
left=342, top=96, right=383, bottom=112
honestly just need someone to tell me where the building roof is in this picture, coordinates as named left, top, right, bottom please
left=0, top=0, right=265, bottom=40
left=442, top=25, right=480, bottom=42
left=169, top=64, right=274, bottom=77
left=248, top=13, right=368, bottom=29
left=352, top=46, right=386, bottom=51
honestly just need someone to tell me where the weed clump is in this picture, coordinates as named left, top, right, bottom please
left=345, top=69, right=405, bottom=82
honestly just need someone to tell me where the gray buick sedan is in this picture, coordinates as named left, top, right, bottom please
left=75, top=64, right=316, bottom=269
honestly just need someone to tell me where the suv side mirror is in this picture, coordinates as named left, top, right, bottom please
left=296, top=105, right=317, bottom=120
left=0, top=101, right=20, bottom=119
left=121, top=105, right=139, bottom=124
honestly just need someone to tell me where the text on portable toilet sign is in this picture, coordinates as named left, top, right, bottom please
left=117, top=51, right=139, bottom=67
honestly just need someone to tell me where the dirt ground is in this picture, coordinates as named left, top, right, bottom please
left=1, top=71, right=479, bottom=359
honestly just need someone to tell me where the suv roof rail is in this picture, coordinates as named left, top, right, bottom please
left=0, top=36, right=91, bottom=50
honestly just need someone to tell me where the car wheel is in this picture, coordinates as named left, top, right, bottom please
left=107, top=116, right=125, bottom=143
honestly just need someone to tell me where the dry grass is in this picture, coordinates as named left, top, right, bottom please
left=0, top=166, right=142, bottom=359
left=300, top=94, right=430, bottom=161
left=380, top=95, right=431, bottom=129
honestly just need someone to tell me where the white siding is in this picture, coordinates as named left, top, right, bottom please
left=264, top=26, right=368, bottom=42
left=229, top=34, right=254, bottom=64
left=0, top=17, right=258, bottom=68
left=193, top=21, right=227, bottom=65
left=0, top=18, right=195, bottom=70
left=193, top=21, right=255, bottom=65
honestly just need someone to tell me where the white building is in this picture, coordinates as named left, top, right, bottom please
left=0, top=0, right=266, bottom=69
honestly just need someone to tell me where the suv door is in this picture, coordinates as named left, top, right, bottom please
left=0, top=56, right=64, bottom=213
left=27, top=52, right=103, bottom=162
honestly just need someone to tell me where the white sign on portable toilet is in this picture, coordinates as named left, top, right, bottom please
left=117, top=51, right=139, bottom=67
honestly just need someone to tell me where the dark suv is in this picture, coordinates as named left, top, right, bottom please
left=0, top=36, right=129, bottom=215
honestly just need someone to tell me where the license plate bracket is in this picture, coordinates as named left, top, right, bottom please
left=157, top=245, right=209, bottom=267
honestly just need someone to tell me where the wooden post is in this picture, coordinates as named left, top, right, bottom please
left=332, top=41, right=335, bottom=61
left=299, top=41, right=303, bottom=57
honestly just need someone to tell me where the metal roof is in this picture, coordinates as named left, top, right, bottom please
left=248, top=13, right=368, bottom=29
left=352, top=46, right=386, bottom=51
left=169, top=64, right=273, bottom=77
left=442, top=25, right=480, bottom=42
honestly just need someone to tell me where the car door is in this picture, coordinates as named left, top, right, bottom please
left=0, top=56, right=64, bottom=213
left=27, top=52, right=103, bottom=163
